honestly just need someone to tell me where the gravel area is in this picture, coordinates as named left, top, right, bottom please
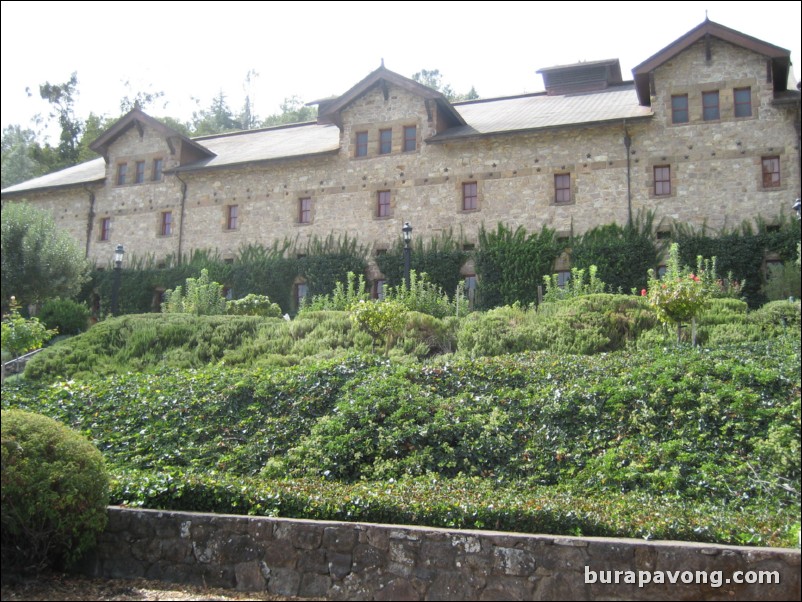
left=0, top=572, right=321, bottom=601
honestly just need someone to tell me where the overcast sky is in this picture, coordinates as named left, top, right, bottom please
left=2, top=0, right=800, bottom=143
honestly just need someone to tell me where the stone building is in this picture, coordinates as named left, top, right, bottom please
left=2, top=19, right=800, bottom=294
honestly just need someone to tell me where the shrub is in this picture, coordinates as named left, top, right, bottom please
left=349, top=300, right=407, bottom=352
left=38, top=298, right=91, bottom=335
left=162, top=269, right=226, bottom=315
left=1, top=410, right=109, bottom=575
left=542, top=265, right=607, bottom=302
left=226, top=293, right=282, bottom=317
left=1, top=297, right=57, bottom=359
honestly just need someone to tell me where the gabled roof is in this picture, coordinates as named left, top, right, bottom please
left=633, top=19, right=793, bottom=105
left=89, top=108, right=215, bottom=162
left=315, top=65, right=466, bottom=129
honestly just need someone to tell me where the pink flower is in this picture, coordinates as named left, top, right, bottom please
left=641, top=289, right=647, bottom=296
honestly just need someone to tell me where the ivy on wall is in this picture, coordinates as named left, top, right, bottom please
left=474, top=224, right=561, bottom=309
left=375, top=229, right=468, bottom=298
left=81, top=215, right=800, bottom=315
left=570, top=211, right=663, bottom=294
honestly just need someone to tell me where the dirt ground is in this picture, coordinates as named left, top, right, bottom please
left=0, top=571, right=320, bottom=601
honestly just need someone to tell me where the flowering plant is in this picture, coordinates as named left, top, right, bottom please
left=644, top=244, right=710, bottom=343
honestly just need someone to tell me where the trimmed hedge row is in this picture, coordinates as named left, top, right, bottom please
left=3, top=340, right=799, bottom=547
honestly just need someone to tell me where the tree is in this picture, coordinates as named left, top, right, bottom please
left=33, top=72, right=83, bottom=170
left=1, top=125, right=45, bottom=188
left=190, top=91, right=241, bottom=136
left=0, top=203, right=91, bottom=308
left=262, top=96, right=317, bottom=127
left=412, top=69, right=479, bottom=102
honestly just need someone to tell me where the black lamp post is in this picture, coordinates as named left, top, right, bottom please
left=402, top=222, right=412, bottom=289
left=110, top=244, right=124, bottom=316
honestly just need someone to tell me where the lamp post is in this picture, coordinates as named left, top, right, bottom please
left=794, top=198, right=801, bottom=220
left=110, top=244, right=124, bottom=316
left=402, top=222, right=412, bottom=289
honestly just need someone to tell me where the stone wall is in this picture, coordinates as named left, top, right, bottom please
left=4, top=35, right=799, bottom=273
left=80, top=507, right=801, bottom=601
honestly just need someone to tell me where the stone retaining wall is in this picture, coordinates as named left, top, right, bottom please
left=80, top=506, right=800, bottom=600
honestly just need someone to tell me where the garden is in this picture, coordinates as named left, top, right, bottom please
left=1, top=208, right=800, bottom=575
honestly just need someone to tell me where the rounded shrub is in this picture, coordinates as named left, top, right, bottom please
left=38, top=298, right=91, bottom=336
left=1, top=410, right=109, bottom=575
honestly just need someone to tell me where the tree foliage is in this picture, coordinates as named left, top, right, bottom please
left=1, top=297, right=57, bottom=359
left=1, top=203, right=91, bottom=307
left=412, top=69, right=479, bottom=102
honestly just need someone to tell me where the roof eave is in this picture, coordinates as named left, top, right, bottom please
left=1, top=177, right=105, bottom=198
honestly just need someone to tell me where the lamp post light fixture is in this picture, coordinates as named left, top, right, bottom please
left=402, top=222, right=413, bottom=289
left=794, top=198, right=801, bottom=220
left=110, top=244, right=124, bottom=316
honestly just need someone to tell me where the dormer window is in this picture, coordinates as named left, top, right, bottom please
left=355, top=132, right=368, bottom=157
left=702, top=91, right=720, bottom=121
left=403, top=126, right=417, bottom=152
left=135, top=161, right=145, bottom=184
left=152, top=158, right=163, bottom=181
left=671, top=95, right=689, bottom=124
left=734, top=88, right=752, bottom=118
left=379, top=129, right=392, bottom=155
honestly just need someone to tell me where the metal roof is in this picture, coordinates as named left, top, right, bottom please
left=2, top=85, right=652, bottom=194
left=1, top=158, right=106, bottom=195
left=431, top=84, right=652, bottom=142
left=179, top=122, right=341, bottom=172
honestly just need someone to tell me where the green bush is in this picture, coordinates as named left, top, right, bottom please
left=1, top=410, right=109, bottom=575
left=226, top=293, right=282, bottom=317
left=38, top=298, right=91, bottom=335
left=23, top=314, right=264, bottom=381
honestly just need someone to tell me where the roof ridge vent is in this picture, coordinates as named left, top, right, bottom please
left=536, top=59, right=623, bottom=95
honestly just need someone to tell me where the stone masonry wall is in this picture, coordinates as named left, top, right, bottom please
left=4, top=37, right=799, bottom=272
left=80, top=507, right=801, bottom=601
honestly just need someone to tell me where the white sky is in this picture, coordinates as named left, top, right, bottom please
left=2, top=0, right=800, bottom=143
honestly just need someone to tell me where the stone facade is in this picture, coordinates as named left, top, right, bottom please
left=80, top=507, right=801, bottom=601
left=2, top=21, right=800, bottom=287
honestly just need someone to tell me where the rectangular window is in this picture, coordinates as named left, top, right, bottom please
left=299, top=197, right=312, bottom=223
left=554, top=174, right=571, bottom=204
left=161, top=211, right=173, bottom=236
left=403, top=126, right=417, bottom=152
left=557, top=270, right=571, bottom=288
left=152, top=158, right=164, bottom=181
left=377, top=190, right=391, bottom=217
left=100, top=217, right=111, bottom=241
left=654, top=166, right=671, bottom=196
left=671, top=94, right=689, bottom=124
left=116, top=163, right=127, bottom=185
left=355, top=131, right=368, bottom=157
left=135, top=161, right=145, bottom=184
left=465, top=274, right=477, bottom=308
left=226, top=205, right=238, bottom=230
left=462, top=182, right=478, bottom=211
left=734, top=87, right=752, bottom=117
left=379, top=129, right=392, bottom=155
left=295, top=282, right=308, bottom=308
left=762, top=156, right=780, bottom=188
left=373, top=279, right=386, bottom=300
left=702, top=90, right=720, bottom=121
